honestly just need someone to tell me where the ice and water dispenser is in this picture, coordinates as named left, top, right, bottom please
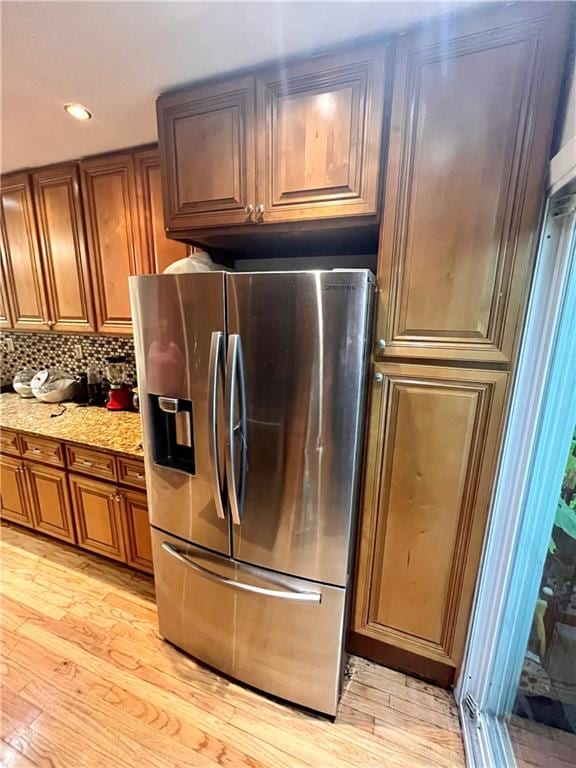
left=149, top=395, right=195, bottom=474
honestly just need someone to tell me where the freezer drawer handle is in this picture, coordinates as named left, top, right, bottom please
left=161, top=542, right=322, bottom=603
left=225, top=334, right=248, bottom=525
left=208, top=331, right=226, bottom=520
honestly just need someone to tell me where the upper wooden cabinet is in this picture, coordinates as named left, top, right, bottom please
left=157, top=41, right=388, bottom=234
left=0, top=173, right=50, bottom=330
left=375, top=3, right=570, bottom=364
left=134, top=148, right=188, bottom=273
left=0, top=254, right=13, bottom=328
left=255, top=44, right=386, bottom=224
left=352, top=362, right=508, bottom=682
left=158, top=76, right=257, bottom=231
left=32, top=163, right=96, bottom=333
left=80, top=152, right=144, bottom=334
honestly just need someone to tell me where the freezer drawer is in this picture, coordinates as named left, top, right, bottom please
left=152, top=529, right=347, bottom=715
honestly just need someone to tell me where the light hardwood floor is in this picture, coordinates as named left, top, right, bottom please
left=0, top=522, right=465, bottom=768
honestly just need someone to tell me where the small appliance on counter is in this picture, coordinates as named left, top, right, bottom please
left=104, top=356, right=132, bottom=410
left=30, top=369, right=76, bottom=403
left=13, top=368, right=38, bottom=397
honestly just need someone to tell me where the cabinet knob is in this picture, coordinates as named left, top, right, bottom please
left=374, top=372, right=383, bottom=383
left=245, top=204, right=254, bottom=215
left=375, top=339, right=386, bottom=350
left=256, top=203, right=265, bottom=219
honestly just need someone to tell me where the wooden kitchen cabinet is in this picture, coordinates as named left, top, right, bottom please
left=80, top=152, right=144, bottom=334
left=121, top=488, right=153, bottom=573
left=0, top=172, right=50, bottom=330
left=157, top=76, right=257, bottom=231
left=0, top=456, right=33, bottom=528
left=255, top=43, right=387, bottom=224
left=375, top=3, right=570, bottom=364
left=0, top=253, right=13, bottom=328
left=69, top=474, right=127, bottom=562
left=24, top=463, right=75, bottom=543
left=157, top=39, right=388, bottom=235
left=351, top=363, right=508, bottom=684
left=32, top=163, right=96, bottom=333
left=134, top=148, right=188, bottom=272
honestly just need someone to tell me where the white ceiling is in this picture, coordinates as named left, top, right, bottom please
left=1, top=0, right=473, bottom=172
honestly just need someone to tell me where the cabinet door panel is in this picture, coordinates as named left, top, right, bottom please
left=69, top=474, right=126, bottom=561
left=25, top=463, right=75, bottom=543
left=0, top=456, right=32, bottom=527
left=0, top=254, right=13, bottom=328
left=81, top=154, right=142, bottom=334
left=0, top=173, right=49, bottom=330
left=157, top=76, right=256, bottom=230
left=376, top=4, right=569, bottom=362
left=121, top=489, right=153, bottom=573
left=353, top=363, right=508, bottom=672
left=134, top=148, right=188, bottom=273
left=33, top=163, right=95, bottom=332
left=256, top=44, right=387, bottom=223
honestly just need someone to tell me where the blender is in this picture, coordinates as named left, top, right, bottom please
left=104, top=356, right=132, bottom=411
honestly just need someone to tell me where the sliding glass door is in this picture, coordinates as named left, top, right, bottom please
left=457, top=190, right=576, bottom=767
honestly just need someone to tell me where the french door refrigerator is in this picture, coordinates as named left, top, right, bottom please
left=130, top=269, right=374, bottom=715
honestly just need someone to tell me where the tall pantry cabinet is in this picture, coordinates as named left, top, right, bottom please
left=351, top=3, right=571, bottom=685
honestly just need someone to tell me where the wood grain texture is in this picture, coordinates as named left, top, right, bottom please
left=0, top=456, right=32, bottom=528
left=32, top=162, right=96, bottom=332
left=158, top=76, right=257, bottom=230
left=134, top=147, right=188, bottom=273
left=0, top=172, right=49, bottom=331
left=24, top=463, right=76, bottom=544
left=80, top=152, right=143, bottom=334
left=18, top=434, right=65, bottom=467
left=121, top=488, right=153, bottom=574
left=352, top=362, right=508, bottom=674
left=68, top=474, right=127, bottom=562
left=0, top=522, right=465, bottom=768
left=255, top=42, right=388, bottom=223
left=375, top=2, right=571, bottom=363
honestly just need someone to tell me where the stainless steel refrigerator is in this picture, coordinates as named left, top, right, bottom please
left=130, top=269, right=374, bottom=715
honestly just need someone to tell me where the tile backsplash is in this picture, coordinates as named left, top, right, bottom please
left=1, top=331, right=136, bottom=385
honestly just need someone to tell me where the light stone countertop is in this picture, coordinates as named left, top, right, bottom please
left=0, top=392, right=144, bottom=458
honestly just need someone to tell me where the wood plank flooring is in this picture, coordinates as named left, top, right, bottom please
left=0, top=523, right=466, bottom=768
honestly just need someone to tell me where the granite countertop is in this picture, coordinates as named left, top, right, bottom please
left=0, top=392, right=144, bottom=458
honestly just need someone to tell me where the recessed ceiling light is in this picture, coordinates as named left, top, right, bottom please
left=64, top=103, right=92, bottom=121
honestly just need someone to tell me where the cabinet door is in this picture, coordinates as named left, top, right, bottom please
left=352, top=363, right=508, bottom=681
left=32, top=163, right=96, bottom=332
left=134, top=148, right=188, bottom=273
left=121, top=489, right=153, bottom=574
left=376, top=4, right=570, bottom=363
left=25, top=463, right=75, bottom=543
left=69, top=474, right=126, bottom=561
left=0, top=173, right=50, bottom=330
left=80, top=153, right=143, bottom=334
left=157, top=76, right=256, bottom=230
left=0, top=456, right=32, bottom=528
left=255, top=43, right=387, bottom=224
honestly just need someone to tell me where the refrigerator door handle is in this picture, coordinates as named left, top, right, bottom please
left=225, top=334, right=247, bottom=525
left=208, top=331, right=226, bottom=520
left=161, top=542, right=322, bottom=603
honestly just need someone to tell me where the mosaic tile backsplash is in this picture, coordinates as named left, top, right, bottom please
left=0, top=332, right=137, bottom=385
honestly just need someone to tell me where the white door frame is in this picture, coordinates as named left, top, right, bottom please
left=455, top=189, right=576, bottom=767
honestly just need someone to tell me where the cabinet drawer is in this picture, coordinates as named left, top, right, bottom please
left=19, top=434, right=64, bottom=467
left=66, top=445, right=116, bottom=481
left=117, top=456, right=146, bottom=490
left=1, top=429, right=20, bottom=456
